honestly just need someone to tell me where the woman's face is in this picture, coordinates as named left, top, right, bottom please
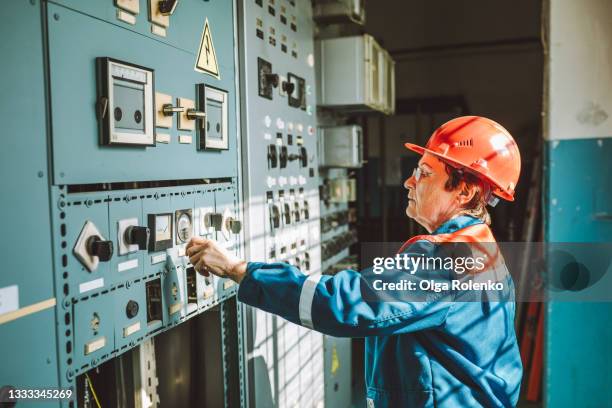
left=404, top=153, right=462, bottom=233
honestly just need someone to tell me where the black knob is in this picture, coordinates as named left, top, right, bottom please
left=265, top=73, right=280, bottom=88
left=299, top=147, right=308, bottom=168
left=227, top=219, right=242, bottom=234
left=293, top=203, right=301, bottom=222
left=288, top=153, right=299, bottom=162
left=283, top=203, right=291, bottom=225
left=158, top=0, right=178, bottom=16
left=279, top=146, right=288, bottom=168
left=268, top=144, right=278, bottom=168
left=271, top=205, right=281, bottom=229
left=87, top=236, right=113, bottom=262
left=206, top=213, right=224, bottom=231
left=282, top=81, right=295, bottom=95
left=125, top=226, right=150, bottom=251
left=126, top=300, right=139, bottom=318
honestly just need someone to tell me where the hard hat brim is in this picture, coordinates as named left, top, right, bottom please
left=404, top=142, right=515, bottom=202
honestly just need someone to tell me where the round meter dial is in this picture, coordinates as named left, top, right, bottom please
left=175, top=211, right=193, bottom=243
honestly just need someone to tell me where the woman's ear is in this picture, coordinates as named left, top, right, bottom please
left=456, top=182, right=477, bottom=206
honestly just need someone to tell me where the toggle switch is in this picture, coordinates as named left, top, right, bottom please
left=87, top=236, right=113, bottom=262
left=126, top=300, right=139, bottom=319
left=124, top=226, right=150, bottom=251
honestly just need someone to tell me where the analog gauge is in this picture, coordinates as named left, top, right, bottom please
left=148, top=213, right=173, bottom=252
left=155, top=215, right=171, bottom=242
left=175, top=210, right=193, bottom=244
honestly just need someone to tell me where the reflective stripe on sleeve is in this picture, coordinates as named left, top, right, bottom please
left=299, top=273, right=322, bottom=329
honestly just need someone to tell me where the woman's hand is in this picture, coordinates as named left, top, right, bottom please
left=186, top=237, right=247, bottom=283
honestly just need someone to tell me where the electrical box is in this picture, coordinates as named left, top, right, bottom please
left=319, top=125, right=363, bottom=168
left=313, top=0, right=365, bottom=25
left=316, top=34, right=395, bottom=114
left=238, top=0, right=325, bottom=406
left=0, top=1, right=244, bottom=406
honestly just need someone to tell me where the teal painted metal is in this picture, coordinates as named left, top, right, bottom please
left=47, top=0, right=238, bottom=184
left=1, top=1, right=244, bottom=406
left=0, top=1, right=60, bottom=404
left=545, top=138, right=612, bottom=407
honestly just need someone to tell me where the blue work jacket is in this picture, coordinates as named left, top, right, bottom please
left=238, top=215, right=523, bottom=407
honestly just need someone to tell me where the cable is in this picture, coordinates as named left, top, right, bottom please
left=85, top=373, right=102, bottom=408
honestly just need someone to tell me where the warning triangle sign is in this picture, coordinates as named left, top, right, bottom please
left=195, top=18, right=220, bottom=79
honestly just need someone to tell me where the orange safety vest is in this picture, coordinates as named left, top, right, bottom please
left=398, top=223, right=503, bottom=274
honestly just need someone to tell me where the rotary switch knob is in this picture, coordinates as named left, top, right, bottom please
left=299, top=147, right=308, bottom=168
left=265, top=73, right=280, bottom=88
left=270, top=205, right=281, bottom=229
left=282, top=80, right=295, bottom=95
left=86, top=236, right=113, bottom=262
left=124, top=226, right=150, bottom=250
left=205, top=213, right=224, bottom=231
left=126, top=300, right=139, bottom=319
left=226, top=218, right=242, bottom=234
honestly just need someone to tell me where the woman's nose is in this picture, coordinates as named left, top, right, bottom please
left=404, top=175, right=415, bottom=190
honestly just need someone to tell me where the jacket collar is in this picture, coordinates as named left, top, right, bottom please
left=432, top=215, right=482, bottom=235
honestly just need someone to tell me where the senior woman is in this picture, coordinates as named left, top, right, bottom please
left=187, top=116, right=523, bottom=407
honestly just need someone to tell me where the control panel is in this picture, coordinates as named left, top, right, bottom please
left=238, top=0, right=324, bottom=406
left=0, top=1, right=244, bottom=406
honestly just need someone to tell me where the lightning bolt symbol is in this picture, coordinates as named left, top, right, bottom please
left=205, top=35, right=211, bottom=65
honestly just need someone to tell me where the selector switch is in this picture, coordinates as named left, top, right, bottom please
left=87, top=236, right=114, bottom=262
left=279, top=146, right=288, bottom=168
left=124, top=226, right=150, bottom=251
left=266, top=73, right=280, bottom=88
left=126, top=300, right=139, bottom=319
left=299, top=146, right=308, bottom=168
left=270, top=204, right=281, bottom=230
left=205, top=213, right=224, bottom=231
left=268, top=144, right=278, bottom=168
left=282, top=80, right=295, bottom=95
left=283, top=203, right=291, bottom=225
left=226, top=218, right=242, bottom=234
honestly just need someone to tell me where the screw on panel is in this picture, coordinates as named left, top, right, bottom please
left=63, top=299, right=71, bottom=309
left=85, top=200, right=93, bottom=207
left=38, top=171, right=44, bottom=178
left=58, top=200, right=66, bottom=210
left=30, top=0, right=36, bottom=5
left=126, top=281, right=131, bottom=289
left=66, top=370, right=74, bottom=381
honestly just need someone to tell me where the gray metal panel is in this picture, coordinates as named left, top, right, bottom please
left=324, top=336, right=352, bottom=408
left=238, top=0, right=324, bottom=406
left=317, top=36, right=366, bottom=106
left=47, top=1, right=239, bottom=184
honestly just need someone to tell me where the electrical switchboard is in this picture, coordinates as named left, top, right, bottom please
left=1, top=1, right=244, bottom=406
left=238, top=0, right=324, bottom=406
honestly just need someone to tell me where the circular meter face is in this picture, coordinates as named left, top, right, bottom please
left=176, top=212, right=193, bottom=243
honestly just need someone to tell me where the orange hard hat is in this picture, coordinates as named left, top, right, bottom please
left=404, top=116, right=521, bottom=202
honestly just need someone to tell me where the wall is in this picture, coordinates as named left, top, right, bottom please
left=545, top=0, right=612, bottom=406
